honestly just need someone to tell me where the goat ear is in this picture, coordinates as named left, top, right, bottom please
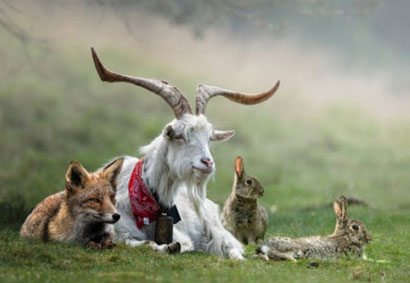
left=333, top=196, right=348, bottom=220
left=234, top=156, right=244, bottom=178
left=211, top=130, right=235, bottom=142
left=164, top=125, right=174, bottom=139
left=65, top=161, right=90, bottom=193
left=102, top=157, right=124, bottom=189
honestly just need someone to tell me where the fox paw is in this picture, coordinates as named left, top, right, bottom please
left=101, top=239, right=116, bottom=249
left=86, top=241, right=102, bottom=250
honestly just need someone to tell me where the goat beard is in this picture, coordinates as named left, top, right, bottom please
left=185, top=174, right=227, bottom=256
left=186, top=174, right=211, bottom=222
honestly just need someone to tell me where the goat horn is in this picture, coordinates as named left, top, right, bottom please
left=195, top=81, right=280, bottom=115
left=91, top=47, right=192, bottom=119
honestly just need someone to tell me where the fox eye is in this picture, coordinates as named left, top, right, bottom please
left=246, top=179, right=253, bottom=185
left=352, top=224, right=359, bottom=230
left=89, top=198, right=100, bottom=203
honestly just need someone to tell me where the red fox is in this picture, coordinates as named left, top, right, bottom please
left=20, top=158, right=124, bottom=249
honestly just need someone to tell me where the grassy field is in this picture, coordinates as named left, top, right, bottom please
left=1, top=28, right=410, bottom=282
left=1, top=208, right=409, bottom=282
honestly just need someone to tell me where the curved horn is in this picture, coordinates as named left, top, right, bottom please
left=196, top=81, right=280, bottom=115
left=91, top=47, right=192, bottom=119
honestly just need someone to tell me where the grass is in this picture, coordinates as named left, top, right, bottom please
left=1, top=30, right=410, bottom=282
left=1, top=208, right=409, bottom=282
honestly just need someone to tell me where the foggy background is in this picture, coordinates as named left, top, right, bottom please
left=1, top=0, right=410, bottom=228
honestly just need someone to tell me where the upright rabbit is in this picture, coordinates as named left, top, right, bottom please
left=255, top=196, right=371, bottom=261
left=221, top=156, right=268, bottom=244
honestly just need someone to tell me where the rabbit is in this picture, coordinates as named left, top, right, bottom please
left=221, top=156, right=268, bottom=245
left=255, top=196, right=371, bottom=261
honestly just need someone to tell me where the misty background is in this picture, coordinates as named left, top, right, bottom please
left=1, top=0, right=410, bottom=229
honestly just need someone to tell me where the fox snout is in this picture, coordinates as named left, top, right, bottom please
left=113, top=213, right=120, bottom=222
left=100, top=198, right=121, bottom=224
left=83, top=194, right=121, bottom=224
left=100, top=212, right=121, bottom=224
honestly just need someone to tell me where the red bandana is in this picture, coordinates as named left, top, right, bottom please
left=128, top=158, right=161, bottom=229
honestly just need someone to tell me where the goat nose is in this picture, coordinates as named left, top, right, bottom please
left=112, top=213, right=121, bottom=222
left=200, top=158, right=213, bottom=168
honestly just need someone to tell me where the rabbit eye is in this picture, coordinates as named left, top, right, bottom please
left=246, top=179, right=253, bottom=185
left=352, top=224, right=359, bottom=230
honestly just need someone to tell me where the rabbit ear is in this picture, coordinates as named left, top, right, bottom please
left=234, top=156, right=244, bottom=179
left=333, top=196, right=348, bottom=220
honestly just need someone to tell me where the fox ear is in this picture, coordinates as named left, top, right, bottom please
left=102, top=157, right=124, bottom=189
left=66, top=161, right=90, bottom=193
left=234, top=156, right=244, bottom=179
left=333, top=196, right=348, bottom=220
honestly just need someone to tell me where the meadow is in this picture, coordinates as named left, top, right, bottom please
left=1, top=5, right=410, bottom=281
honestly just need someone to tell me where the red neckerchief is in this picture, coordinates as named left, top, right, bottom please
left=128, top=158, right=161, bottom=229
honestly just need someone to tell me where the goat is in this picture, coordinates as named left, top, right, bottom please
left=91, top=47, right=280, bottom=260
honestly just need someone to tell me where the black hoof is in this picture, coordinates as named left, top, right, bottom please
left=168, top=242, right=181, bottom=254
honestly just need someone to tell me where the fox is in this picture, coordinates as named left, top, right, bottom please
left=20, top=158, right=124, bottom=249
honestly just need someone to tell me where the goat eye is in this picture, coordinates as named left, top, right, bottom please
left=90, top=198, right=100, bottom=203
left=352, top=224, right=359, bottom=230
left=246, top=179, right=253, bottom=185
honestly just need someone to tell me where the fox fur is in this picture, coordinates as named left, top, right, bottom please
left=221, top=156, right=268, bottom=244
left=20, top=158, right=124, bottom=249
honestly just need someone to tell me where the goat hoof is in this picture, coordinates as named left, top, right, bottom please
left=168, top=242, right=181, bottom=254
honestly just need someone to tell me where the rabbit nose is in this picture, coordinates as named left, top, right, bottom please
left=200, top=158, right=213, bottom=168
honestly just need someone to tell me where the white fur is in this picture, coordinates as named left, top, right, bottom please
left=112, top=114, right=244, bottom=259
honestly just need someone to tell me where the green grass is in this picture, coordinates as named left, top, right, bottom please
left=1, top=30, right=410, bottom=282
left=1, top=208, right=409, bottom=282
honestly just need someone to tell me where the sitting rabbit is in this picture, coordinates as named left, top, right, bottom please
left=221, top=156, right=268, bottom=245
left=255, top=196, right=371, bottom=261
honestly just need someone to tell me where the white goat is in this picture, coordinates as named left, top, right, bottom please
left=91, top=48, right=280, bottom=260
